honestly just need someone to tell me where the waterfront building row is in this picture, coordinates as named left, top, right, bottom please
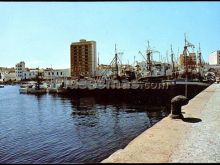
left=0, top=62, right=70, bottom=82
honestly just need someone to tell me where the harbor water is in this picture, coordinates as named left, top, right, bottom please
left=0, top=85, right=169, bottom=163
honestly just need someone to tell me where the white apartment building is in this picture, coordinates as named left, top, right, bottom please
left=15, top=61, right=38, bottom=80
left=44, top=68, right=70, bottom=80
left=15, top=61, right=25, bottom=80
left=209, top=50, right=220, bottom=65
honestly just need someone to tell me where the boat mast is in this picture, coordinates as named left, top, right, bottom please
left=170, top=44, right=175, bottom=78
left=36, top=67, right=40, bottom=90
left=97, top=52, right=100, bottom=77
left=183, top=33, right=195, bottom=97
left=98, top=52, right=100, bottom=67
left=183, top=34, right=188, bottom=97
left=115, top=44, right=119, bottom=77
left=146, top=41, right=160, bottom=76
left=166, top=50, right=169, bottom=64
left=50, top=65, right=52, bottom=85
left=100, top=45, right=122, bottom=78
left=197, top=43, right=202, bottom=67
left=146, top=41, right=152, bottom=76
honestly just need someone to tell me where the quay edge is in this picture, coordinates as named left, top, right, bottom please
left=101, top=83, right=219, bottom=163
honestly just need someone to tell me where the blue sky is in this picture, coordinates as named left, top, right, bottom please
left=0, top=2, right=220, bottom=69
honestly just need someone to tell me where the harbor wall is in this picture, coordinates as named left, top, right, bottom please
left=101, top=83, right=218, bottom=163
left=63, top=83, right=209, bottom=107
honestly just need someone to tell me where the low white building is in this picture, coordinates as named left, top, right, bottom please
left=44, top=68, right=70, bottom=80
left=22, top=69, right=38, bottom=80
left=0, top=72, right=16, bottom=82
left=209, top=50, right=220, bottom=65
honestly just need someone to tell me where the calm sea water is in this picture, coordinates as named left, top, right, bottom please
left=0, top=85, right=169, bottom=163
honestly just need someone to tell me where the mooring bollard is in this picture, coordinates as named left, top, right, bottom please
left=170, top=95, right=188, bottom=119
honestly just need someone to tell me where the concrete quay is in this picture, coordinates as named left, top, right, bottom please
left=101, top=83, right=220, bottom=163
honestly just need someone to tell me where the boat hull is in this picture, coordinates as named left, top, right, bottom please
left=28, top=88, right=47, bottom=94
left=19, top=87, right=28, bottom=93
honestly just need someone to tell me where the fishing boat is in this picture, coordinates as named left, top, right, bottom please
left=27, top=85, right=47, bottom=94
left=19, top=82, right=35, bottom=93
left=19, top=68, right=47, bottom=94
left=136, top=41, right=172, bottom=83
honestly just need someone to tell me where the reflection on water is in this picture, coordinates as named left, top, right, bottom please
left=0, top=85, right=169, bottom=163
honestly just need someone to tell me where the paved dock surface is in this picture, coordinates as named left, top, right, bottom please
left=102, top=83, right=220, bottom=163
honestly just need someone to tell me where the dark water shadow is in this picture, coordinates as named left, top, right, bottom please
left=182, top=117, right=202, bottom=123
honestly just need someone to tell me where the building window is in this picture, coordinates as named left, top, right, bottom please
left=57, top=72, right=59, bottom=75
left=52, top=72, right=54, bottom=75
left=48, top=72, right=50, bottom=75
left=61, top=72, right=62, bottom=75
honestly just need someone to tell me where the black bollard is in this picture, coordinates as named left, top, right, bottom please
left=170, top=95, right=188, bottom=119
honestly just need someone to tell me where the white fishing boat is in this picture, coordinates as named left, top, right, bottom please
left=19, top=84, right=47, bottom=94
left=19, top=87, right=28, bottom=93
left=19, top=83, right=34, bottom=93
left=47, top=83, right=58, bottom=93
left=20, top=81, right=36, bottom=88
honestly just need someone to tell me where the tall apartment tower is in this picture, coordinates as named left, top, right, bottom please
left=70, top=39, right=96, bottom=78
